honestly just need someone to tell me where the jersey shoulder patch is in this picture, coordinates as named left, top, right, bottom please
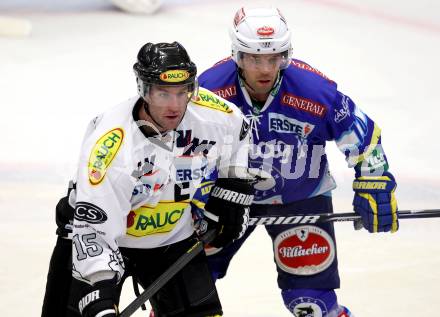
left=290, top=59, right=333, bottom=82
left=213, top=56, right=232, bottom=67
left=192, top=88, right=233, bottom=114
left=88, top=127, right=124, bottom=185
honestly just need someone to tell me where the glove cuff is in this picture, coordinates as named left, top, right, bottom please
left=208, top=178, right=254, bottom=207
left=76, top=276, right=118, bottom=317
left=96, top=310, right=116, bottom=317
left=353, top=171, right=396, bottom=193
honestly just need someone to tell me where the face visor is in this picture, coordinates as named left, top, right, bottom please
left=137, top=73, right=199, bottom=105
left=143, top=81, right=199, bottom=107
left=236, top=50, right=291, bottom=72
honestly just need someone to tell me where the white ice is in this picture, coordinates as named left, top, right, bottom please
left=0, top=0, right=439, bottom=316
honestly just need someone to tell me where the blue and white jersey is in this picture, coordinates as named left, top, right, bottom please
left=199, top=58, right=384, bottom=204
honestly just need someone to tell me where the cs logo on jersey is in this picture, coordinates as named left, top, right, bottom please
left=74, top=202, right=108, bottom=224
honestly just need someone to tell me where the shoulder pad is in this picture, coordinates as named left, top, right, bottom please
left=213, top=56, right=232, bottom=67
left=192, top=88, right=233, bottom=114
left=290, top=60, right=334, bottom=82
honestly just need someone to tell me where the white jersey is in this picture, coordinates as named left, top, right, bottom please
left=72, top=88, right=250, bottom=282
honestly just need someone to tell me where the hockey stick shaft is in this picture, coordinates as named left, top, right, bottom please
left=119, top=229, right=217, bottom=317
left=248, top=209, right=440, bottom=226
left=120, top=209, right=439, bottom=315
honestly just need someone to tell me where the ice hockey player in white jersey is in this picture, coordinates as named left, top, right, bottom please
left=41, top=41, right=254, bottom=317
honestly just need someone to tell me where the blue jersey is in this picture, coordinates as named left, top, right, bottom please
left=199, top=58, right=384, bottom=204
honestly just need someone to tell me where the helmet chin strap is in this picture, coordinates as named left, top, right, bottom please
left=142, top=99, right=166, bottom=133
left=238, top=68, right=256, bottom=93
left=141, top=95, right=190, bottom=134
left=238, top=67, right=283, bottom=100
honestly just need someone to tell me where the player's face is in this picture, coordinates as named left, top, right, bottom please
left=146, top=85, right=190, bottom=132
left=240, top=53, right=282, bottom=99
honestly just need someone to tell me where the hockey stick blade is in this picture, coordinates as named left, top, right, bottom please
left=119, top=229, right=217, bottom=317
left=248, top=209, right=440, bottom=226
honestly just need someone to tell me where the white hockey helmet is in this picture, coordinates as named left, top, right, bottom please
left=230, top=7, right=292, bottom=69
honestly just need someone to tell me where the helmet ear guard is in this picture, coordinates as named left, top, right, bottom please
left=133, top=41, right=198, bottom=99
left=230, top=7, right=292, bottom=69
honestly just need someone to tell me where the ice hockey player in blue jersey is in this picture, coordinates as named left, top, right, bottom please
left=197, top=6, right=398, bottom=317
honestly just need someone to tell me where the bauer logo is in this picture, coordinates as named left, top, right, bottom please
left=274, top=226, right=335, bottom=275
left=74, top=202, right=108, bottom=224
left=88, top=128, right=124, bottom=185
left=160, top=70, right=190, bottom=83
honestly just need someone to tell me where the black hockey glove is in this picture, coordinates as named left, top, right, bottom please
left=55, top=181, right=75, bottom=237
left=55, top=195, right=74, bottom=237
left=74, top=277, right=119, bottom=317
left=203, top=178, right=254, bottom=248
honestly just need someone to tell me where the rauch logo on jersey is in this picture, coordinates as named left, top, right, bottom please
left=274, top=226, right=335, bottom=275
left=192, top=88, right=233, bottom=113
left=74, top=202, right=108, bottom=224
left=281, top=93, right=327, bottom=118
left=88, top=128, right=124, bottom=185
left=126, top=201, right=188, bottom=236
